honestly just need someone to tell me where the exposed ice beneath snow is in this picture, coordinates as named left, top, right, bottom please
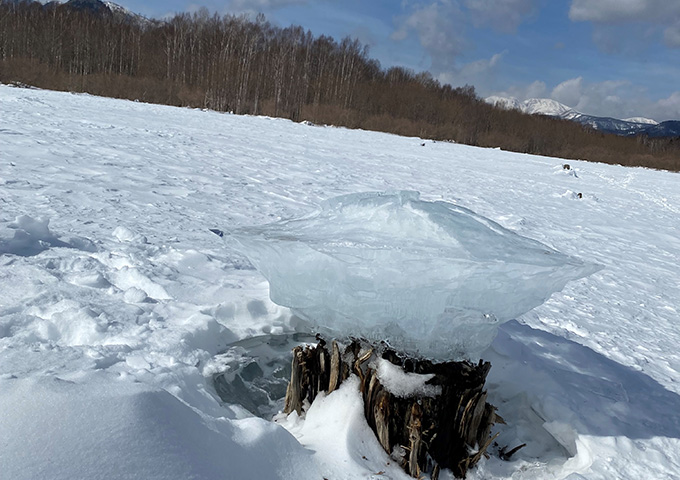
left=209, top=333, right=318, bottom=417
left=227, top=191, right=601, bottom=360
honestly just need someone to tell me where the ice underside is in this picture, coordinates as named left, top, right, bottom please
left=228, top=191, right=601, bottom=360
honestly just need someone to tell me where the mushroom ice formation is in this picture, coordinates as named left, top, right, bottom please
left=225, top=191, right=601, bottom=360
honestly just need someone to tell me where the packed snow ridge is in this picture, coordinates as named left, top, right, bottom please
left=226, top=191, right=601, bottom=360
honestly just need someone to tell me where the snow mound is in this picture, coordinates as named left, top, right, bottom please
left=0, top=215, right=95, bottom=257
left=226, top=191, right=601, bottom=360
left=0, top=374, right=310, bottom=480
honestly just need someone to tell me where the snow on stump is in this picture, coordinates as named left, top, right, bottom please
left=223, top=191, right=601, bottom=478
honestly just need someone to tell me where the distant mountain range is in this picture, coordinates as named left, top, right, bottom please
left=41, top=0, right=153, bottom=26
left=486, top=96, right=680, bottom=138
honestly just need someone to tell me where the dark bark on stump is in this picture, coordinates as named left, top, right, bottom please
left=283, top=339, right=500, bottom=479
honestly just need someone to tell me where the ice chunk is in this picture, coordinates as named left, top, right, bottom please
left=226, top=191, right=601, bottom=360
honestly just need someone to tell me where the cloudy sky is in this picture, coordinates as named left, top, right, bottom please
left=117, top=0, right=680, bottom=121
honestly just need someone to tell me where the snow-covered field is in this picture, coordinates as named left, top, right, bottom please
left=2, top=84, right=680, bottom=479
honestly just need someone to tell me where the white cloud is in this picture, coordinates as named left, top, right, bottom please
left=655, top=92, right=680, bottom=120
left=568, top=0, right=674, bottom=23
left=392, top=1, right=466, bottom=71
left=437, top=52, right=506, bottom=90
left=459, top=51, right=505, bottom=75
left=226, top=0, right=307, bottom=15
left=664, top=23, right=680, bottom=47
left=392, top=0, right=537, bottom=73
left=229, top=0, right=307, bottom=9
left=464, top=0, right=538, bottom=32
left=551, top=77, right=584, bottom=107
left=569, top=0, right=680, bottom=49
left=493, top=80, right=548, bottom=101
left=551, top=77, right=583, bottom=107
left=524, top=80, right=548, bottom=99
left=551, top=77, right=636, bottom=117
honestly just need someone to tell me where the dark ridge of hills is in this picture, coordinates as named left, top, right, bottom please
left=645, top=121, right=680, bottom=138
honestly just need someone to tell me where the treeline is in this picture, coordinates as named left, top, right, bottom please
left=1, top=0, right=678, bottom=171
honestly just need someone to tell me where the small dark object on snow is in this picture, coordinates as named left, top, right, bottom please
left=421, top=142, right=426, bottom=146
left=209, top=228, right=224, bottom=237
left=499, top=443, right=526, bottom=461
left=577, top=193, right=583, bottom=199
left=563, top=164, right=571, bottom=170
left=284, top=339, right=500, bottom=479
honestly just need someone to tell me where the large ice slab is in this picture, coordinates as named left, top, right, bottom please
left=227, top=191, right=601, bottom=360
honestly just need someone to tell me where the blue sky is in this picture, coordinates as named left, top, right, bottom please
left=117, top=0, right=680, bottom=121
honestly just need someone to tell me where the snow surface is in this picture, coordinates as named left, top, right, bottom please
left=227, top=190, right=600, bottom=360
left=2, top=84, right=680, bottom=479
left=623, top=117, right=659, bottom=125
left=375, top=358, right=441, bottom=398
left=520, top=98, right=574, bottom=117
left=486, top=95, right=522, bottom=111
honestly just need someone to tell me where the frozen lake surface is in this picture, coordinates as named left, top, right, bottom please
left=2, top=84, right=680, bottom=479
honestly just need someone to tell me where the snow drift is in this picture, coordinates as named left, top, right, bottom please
left=227, top=191, right=601, bottom=360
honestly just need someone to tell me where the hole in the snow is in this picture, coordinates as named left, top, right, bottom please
left=211, top=333, right=317, bottom=418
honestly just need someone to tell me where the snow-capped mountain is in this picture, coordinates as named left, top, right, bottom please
left=485, top=96, right=522, bottom=112
left=486, top=96, right=678, bottom=138
left=43, top=0, right=153, bottom=26
left=624, top=117, right=658, bottom=125
left=518, top=98, right=574, bottom=117
left=100, top=0, right=152, bottom=25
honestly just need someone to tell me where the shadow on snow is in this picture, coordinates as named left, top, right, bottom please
left=489, top=320, right=680, bottom=441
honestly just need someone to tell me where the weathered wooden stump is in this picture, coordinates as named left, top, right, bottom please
left=283, top=338, right=502, bottom=479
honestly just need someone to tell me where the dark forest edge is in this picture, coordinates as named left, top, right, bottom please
left=1, top=0, right=678, bottom=171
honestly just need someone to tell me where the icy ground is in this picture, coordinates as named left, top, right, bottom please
left=1, top=84, right=680, bottom=479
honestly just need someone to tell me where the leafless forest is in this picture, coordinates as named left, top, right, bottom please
left=1, top=1, right=678, bottom=170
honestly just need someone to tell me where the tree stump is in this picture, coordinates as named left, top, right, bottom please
left=283, top=338, right=501, bottom=479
